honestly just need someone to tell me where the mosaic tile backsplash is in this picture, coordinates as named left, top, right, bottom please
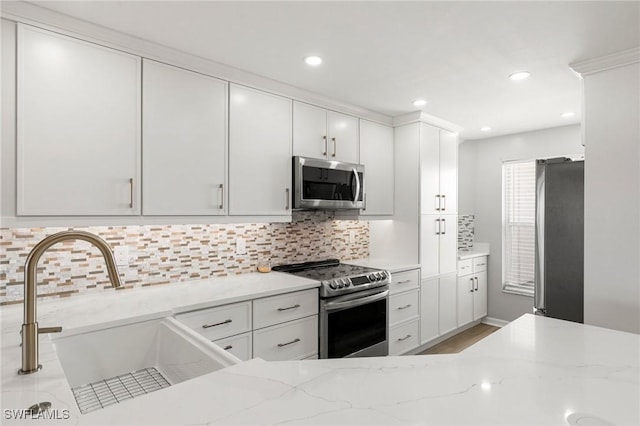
left=458, top=215, right=475, bottom=250
left=0, top=212, right=369, bottom=305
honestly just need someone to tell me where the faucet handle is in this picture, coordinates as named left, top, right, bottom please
left=38, top=326, right=62, bottom=334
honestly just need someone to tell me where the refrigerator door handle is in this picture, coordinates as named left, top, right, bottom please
left=534, top=161, right=546, bottom=313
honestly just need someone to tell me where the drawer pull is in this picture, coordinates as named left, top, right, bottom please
left=397, top=334, right=412, bottom=342
left=477, top=263, right=486, bottom=267
left=202, top=319, right=232, bottom=329
left=396, top=280, right=411, bottom=285
left=223, top=345, right=233, bottom=351
left=277, top=304, right=301, bottom=312
left=397, top=304, right=412, bottom=310
left=277, top=338, right=301, bottom=348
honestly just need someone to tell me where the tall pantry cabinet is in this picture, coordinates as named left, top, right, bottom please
left=392, top=113, right=461, bottom=346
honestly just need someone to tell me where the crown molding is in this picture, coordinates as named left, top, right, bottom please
left=392, top=111, right=463, bottom=133
left=570, top=47, right=640, bottom=77
left=1, top=1, right=393, bottom=126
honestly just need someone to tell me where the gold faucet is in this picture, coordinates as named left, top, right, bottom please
left=19, top=231, right=123, bottom=375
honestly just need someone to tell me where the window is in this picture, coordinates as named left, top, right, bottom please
left=502, top=160, right=536, bottom=296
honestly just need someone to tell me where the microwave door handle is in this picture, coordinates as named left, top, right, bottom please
left=352, top=168, right=361, bottom=204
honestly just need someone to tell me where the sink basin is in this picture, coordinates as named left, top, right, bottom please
left=52, top=317, right=239, bottom=413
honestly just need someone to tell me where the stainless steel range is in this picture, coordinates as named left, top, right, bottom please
left=273, top=259, right=391, bottom=359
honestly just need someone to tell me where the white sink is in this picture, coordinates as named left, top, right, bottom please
left=52, top=317, right=239, bottom=412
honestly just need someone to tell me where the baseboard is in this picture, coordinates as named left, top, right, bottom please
left=482, top=317, right=509, bottom=328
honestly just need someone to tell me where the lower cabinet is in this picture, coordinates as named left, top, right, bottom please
left=419, top=272, right=457, bottom=345
left=253, top=316, right=318, bottom=361
left=174, top=288, right=318, bottom=362
left=457, top=256, right=488, bottom=327
left=389, top=268, right=421, bottom=355
left=438, top=273, right=458, bottom=335
left=389, top=319, right=420, bottom=356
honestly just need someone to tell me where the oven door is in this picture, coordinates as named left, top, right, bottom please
left=319, top=286, right=388, bottom=359
left=293, top=156, right=364, bottom=210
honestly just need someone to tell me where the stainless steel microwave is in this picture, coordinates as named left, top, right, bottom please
left=293, top=156, right=365, bottom=210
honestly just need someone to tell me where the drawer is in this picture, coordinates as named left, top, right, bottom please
left=214, top=332, right=252, bottom=362
left=473, top=256, right=488, bottom=273
left=175, top=301, right=252, bottom=341
left=389, top=319, right=420, bottom=356
left=389, top=269, right=420, bottom=295
left=253, top=289, right=318, bottom=329
left=389, top=289, right=420, bottom=326
left=253, top=315, right=318, bottom=361
left=458, top=259, right=473, bottom=276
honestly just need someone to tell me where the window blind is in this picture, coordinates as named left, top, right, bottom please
left=502, top=160, right=536, bottom=296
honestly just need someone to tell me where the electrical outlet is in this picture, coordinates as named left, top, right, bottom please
left=235, top=237, right=247, bottom=255
left=114, top=246, right=129, bottom=266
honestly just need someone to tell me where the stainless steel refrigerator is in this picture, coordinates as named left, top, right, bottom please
left=533, top=157, right=584, bottom=323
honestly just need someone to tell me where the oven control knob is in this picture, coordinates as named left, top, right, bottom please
left=344, top=279, right=351, bottom=287
left=368, top=273, right=376, bottom=281
left=329, top=281, right=338, bottom=290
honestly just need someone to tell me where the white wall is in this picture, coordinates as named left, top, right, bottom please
left=459, top=124, right=584, bottom=322
left=581, top=61, right=639, bottom=334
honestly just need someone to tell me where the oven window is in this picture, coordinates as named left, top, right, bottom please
left=327, top=297, right=386, bottom=358
left=302, top=166, right=363, bottom=201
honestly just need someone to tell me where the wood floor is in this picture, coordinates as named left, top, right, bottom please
left=417, top=323, right=500, bottom=355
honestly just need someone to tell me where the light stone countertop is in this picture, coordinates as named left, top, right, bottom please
left=2, top=269, right=638, bottom=425
left=458, top=242, right=490, bottom=260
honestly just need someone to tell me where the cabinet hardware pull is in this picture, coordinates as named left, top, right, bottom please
left=285, top=188, right=290, bottom=210
left=435, top=195, right=441, bottom=211
left=397, top=280, right=411, bottom=285
left=128, top=178, right=134, bottom=208
left=277, top=304, right=300, bottom=312
left=441, top=218, right=447, bottom=235
left=218, top=184, right=224, bottom=210
left=397, top=334, right=412, bottom=342
left=223, top=345, right=233, bottom=351
left=322, top=135, right=328, bottom=156
left=332, top=137, right=337, bottom=157
left=435, top=218, right=441, bottom=235
left=277, top=338, right=301, bottom=347
left=474, top=277, right=479, bottom=292
left=397, top=304, right=412, bottom=310
left=470, top=278, right=474, bottom=293
left=441, top=194, right=446, bottom=211
left=202, top=319, right=232, bottom=329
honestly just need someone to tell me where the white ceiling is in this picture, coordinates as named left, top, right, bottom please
left=24, top=1, right=640, bottom=140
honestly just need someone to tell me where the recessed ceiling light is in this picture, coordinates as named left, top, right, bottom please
left=413, top=99, right=428, bottom=107
left=509, top=71, right=531, bottom=81
left=481, top=126, right=492, bottom=132
left=561, top=112, right=576, bottom=118
left=304, top=56, right=322, bottom=66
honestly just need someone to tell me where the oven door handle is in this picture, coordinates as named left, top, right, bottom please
left=324, top=289, right=389, bottom=312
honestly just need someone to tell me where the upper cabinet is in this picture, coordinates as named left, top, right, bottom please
left=142, top=60, right=227, bottom=216
left=359, top=120, right=394, bottom=215
left=420, top=124, right=458, bottom=215
left=228, top=84, right=292, bottom=216
left=293, top=101, right=359, bottom=164
left=16, top=25, right=141, bottom=215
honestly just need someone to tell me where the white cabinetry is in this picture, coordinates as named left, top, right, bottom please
left=229, top=84, right=292, bottom=216
left=16, top=24, right=141, bottom=215
left=438, top=273, right=458, bottom=335
left=253, top=289, right=318, bottom=361
left=359, top=120, right=394, bottom=215
left=420, top=214, right=458, bottom=278
left=388, top=268, right=420, bottom=355
left=419, top=277, right=439, bottom=344
left=293, top=101, right=358, bottom=164
left=142, top=59, right=227, bottom=215
left=457, top=256, right=488, bottom=327
left=420, top=125, right=458, bottom=215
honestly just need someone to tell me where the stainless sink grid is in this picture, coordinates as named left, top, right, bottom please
left=71, top=367, right=171, bottom=414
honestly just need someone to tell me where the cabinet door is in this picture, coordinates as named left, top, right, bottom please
left=419, top=123, right=440, bottom=215
left=420, top=215, right=440, bottom=278
left=229, top=84, right=292, bottom=215
left=359, top=120, right=394, bottom=215
left=439, top=215, right=458, bottom=275
left=142, top=60, right=227, bottom=215
left=473, top=271, right=488, bottom=320
left=327, top=111, right=359, bottom=163
left=438, top=273, right=457, bottom=335
left=439, top=129, right=458, bottom=214
left=457, top=275, right=474, bottom=327
left=17, top=25, right=141, bottom=215
left=293, top=101, right=328, bottom=159
left=420, top=277, right=439, bottom=344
